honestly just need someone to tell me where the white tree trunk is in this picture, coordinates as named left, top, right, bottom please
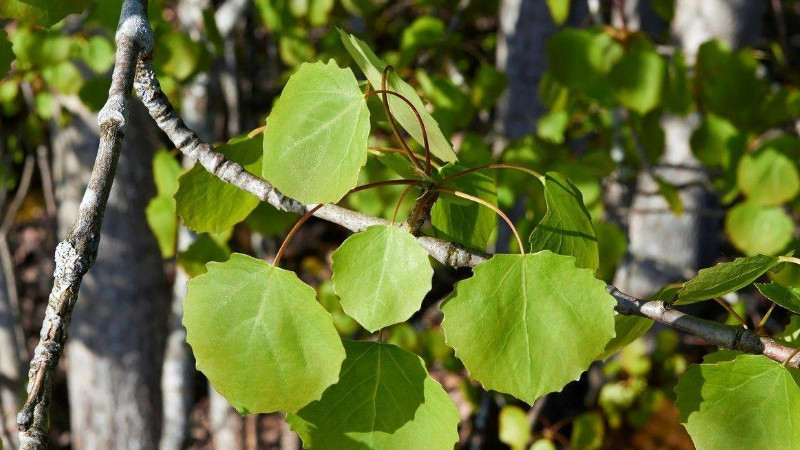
left=613, top=0, right=765, bottom=297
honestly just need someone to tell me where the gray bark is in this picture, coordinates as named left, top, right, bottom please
left=54, top=97, right=170, bottom=449
left=613, top=0, right=765, bottom=298
left=0, top=250, right=20, bottom=450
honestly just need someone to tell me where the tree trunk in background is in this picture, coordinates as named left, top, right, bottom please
left=53, top=99, right=170, bottom=449
left=0, top=258, right=21, bottom=449
left=613, top=0, right=765, bottom=297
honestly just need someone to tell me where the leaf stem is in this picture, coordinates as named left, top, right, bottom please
left=434, top=186, right=525, bottom=254
left=273, top=180, right=422, bottom=266
left=382, top=65, right=431, bottom=175
left=714, top=297, right=748, bottom=329
left=784, top=346, right=800, bottom=366
left=392, top=184, right=420, bottom=225
left=439, top=163, right=543, bottom=185
left=779, top=255, right=800, bottom=266
left=757, top=302, right=776, bottom=330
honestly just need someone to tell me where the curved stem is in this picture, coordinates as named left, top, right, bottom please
left=434, top=186, right=524, bottom=254
left=714, top=297, right=748, bottom=329
left=757, top=302, right=776, bottom=330
left=382, top=65, right=431, bottom=174
left=779, top=255, right=800, bottom=266
left=273, top=179, right=422, bottom=266
left=392, top=184, right=419, bottom=225
left=368, top=146, right=439, bottom=169
left=439, top=163, right=543, bottom=185
left=273, top=204, right=324, bottom=266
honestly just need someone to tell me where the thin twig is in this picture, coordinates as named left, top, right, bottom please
left=714, top=297, right=748, bottom=329
left=439, top=163, right=542, bottom=185
left=35, top=146, right=57, bottom=218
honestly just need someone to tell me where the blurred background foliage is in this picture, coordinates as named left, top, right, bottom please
left=3, top=0, right=800, bottom=448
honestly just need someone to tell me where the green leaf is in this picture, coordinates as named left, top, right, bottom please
left=42, top=61, right=83, bottom=95
left=695, top=40, right=769, bottom=127
left=176, top=135, right=263, bottom=233
left=675, top=355, right=800, bottom=450
left=263, top=60, right=370, bottom=204
left=598, top=315, right=653, bottom=360
left=546, top=29, right=622, bottom=91
left=245, top=203, right=296, bottom=237
left=441, top=252, right=616, bottom=404
left=153, top=30, right=207, bottom=82
left=499, top=405, right=531, bottom=450
left=278, top=28, right=315, bottom=67
left=653, top=176, right=684, bottom=215
left=470, top=64, right=507, bottom=110
left=537, top=110, right=569, bottom=144
left=79, top=77, right=112, bottom=112
left=725, top=202, right=794, bottom=256
left=331, top=225, right=433, bottom=331
left=0, top=0, right=90, bottom=27
left=81, top=36, right=115, bottom=74
left=338, top=30, right=457, bottom=163
left=676, top=254, right=781, bottom=305
left=571, top=412, right=605, bottom=450
left=529, top=173, right=599, bottom=271
left=545, top=0, right=570, bottom=24
left=287, top=340, right=460, bottom=450
left=432, top=164, right=497, bottom=250
left=145, top=151, right=182, bottom=258
left=177, top=235, right=231, bottom=278
left=400, top=16, right=445, bottom=59
left=690, top=114, right=743, bottom=168
left=594, top=221, right=628, bottom=282
left=756, top=283, right=800, bottom=315
left=609, top=47, right=666, bottom=115
left=737, top=142, right=800, bottom=206
left=184, top=253, right=346, bottom=414
left=0, top=30, right=13, bottom=77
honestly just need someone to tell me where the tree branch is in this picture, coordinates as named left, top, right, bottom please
left=16, top=1, right=152, bottom=448
left=134, top=49, right=800, bottom=369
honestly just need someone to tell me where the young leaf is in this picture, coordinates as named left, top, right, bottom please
left=184, top=253, right=346, bottom=414
left=287, top=340, right=460, bottom=450
left=263, top=60, right=370, bottom=204
left=441, top=252, right=617, bottom=404
left=331, top=225, right=433, bottom=331
left=432, top=164, right=497, bottom=250
left=176, top=135, right=263, bottom=233
left=177, top=235, right=231, bottom=278
left=529, top=173, right=599, bottom=271
left=725, top=202, right=794, bottom=256
left=338, top=29, right=458, bottom=163
left=675, top=254, right=781, bottom=305
left=675, top=355, right=800, bottom=450
left=756, top=283, right=800, bottom=315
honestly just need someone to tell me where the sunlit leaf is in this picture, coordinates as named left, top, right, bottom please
left=331, top=225, right=433, bottom=331
left=675, top=354, right=800, bottom=450
left=0, top=0, right=90, bottom=27
left=609, top=47, right=666, bottom=114
left=184, top=253, right=346, bottom=414
left=499, top=405, right=531, bottom=450
left=263, top=60, right=370, bottom=204
left=442, top=252, right=616, bottom=404
left=725, top=202, right=793, bottom=256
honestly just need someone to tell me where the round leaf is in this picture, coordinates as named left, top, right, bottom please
left=287, top=340, right=460, bottom=450
left=262, top=60, right=370, bottom=204
left=725, top=202, right=793, bottom=256
left=176, top=135, right=263, bottom=233
left=331, top=225, right=433, bottom=332
left=441, top=252, right=617, bottom=404
left=675, top=355, right=800, bottom=450
left=737, top=145, right=800, bottom=206
left=609, top=48, right=666, bottom=115
left=184, top=253, right=346, bottom=414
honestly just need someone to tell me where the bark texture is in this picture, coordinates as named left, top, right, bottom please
left=53, top=96, right=170, bottom=449
left=613, top=0, right=765, bottom=298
